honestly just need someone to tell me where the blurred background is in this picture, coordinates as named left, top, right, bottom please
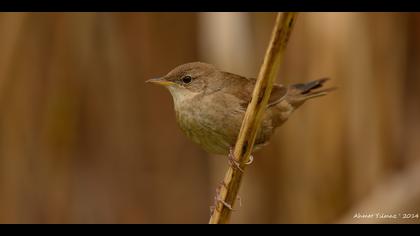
left=0, top=12, right=419, bottom=224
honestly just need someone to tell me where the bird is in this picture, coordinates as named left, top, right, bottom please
left=147, top=62, right=335, bottom=160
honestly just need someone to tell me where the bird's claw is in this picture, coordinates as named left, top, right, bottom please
left=228, top=148, right=244, bottom=172
left=210, top=182, right=233, bottom=215
left=210, top=181, right=242, bottom=215
left=245, top=155, right=254, bottom=165
left=228, top=148, right=254, bottom=172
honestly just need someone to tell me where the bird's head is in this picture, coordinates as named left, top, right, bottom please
left=146, top=62, right=221, bottom=104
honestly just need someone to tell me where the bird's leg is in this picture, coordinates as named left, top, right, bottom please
left=216, top=193, right=233, bottom=211
left=228, top=148, right=254, bottom=172
left=245, top=155, right=254, bottom=165
left=210, top=181, right=233, bottom=215
left=228, top=147, right=244, bottom=172
left=211, top=147, right=250, bottom=214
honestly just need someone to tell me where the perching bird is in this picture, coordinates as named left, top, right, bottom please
left=147, top=62, right=335, bottom=156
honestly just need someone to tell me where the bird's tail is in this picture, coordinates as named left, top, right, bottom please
left=286, top=78, right=336, bottom=107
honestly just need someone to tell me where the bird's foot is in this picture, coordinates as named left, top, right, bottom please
left=227, top=148, right=254, bottom=172
left=210, top=181, right=232, bottom=215
left=210, top=181, right=242, bottom=215
left=228, top=148, right=244, bottom=172
left=245, top=155, right=254, bottom=165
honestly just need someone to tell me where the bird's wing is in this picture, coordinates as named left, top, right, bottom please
left=221, top=72, right=287, bottom=110
left=267, top=83, right=288, bottom=107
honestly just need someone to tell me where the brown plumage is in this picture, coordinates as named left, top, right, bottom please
left=147, top=62, right=335, bottom=155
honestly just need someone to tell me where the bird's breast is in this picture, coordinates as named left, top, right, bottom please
left=173, top=93, right=242, bottom=155
left=172, top=92, right=292, bottom=155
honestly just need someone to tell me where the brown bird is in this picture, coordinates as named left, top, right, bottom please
left=147, top=62, right=335, bottom=157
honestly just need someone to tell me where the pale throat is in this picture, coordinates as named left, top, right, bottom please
left=167, top=85, right=199, bottom=109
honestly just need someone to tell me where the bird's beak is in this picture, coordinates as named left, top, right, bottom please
left=146, top=77, right=175, bottom=86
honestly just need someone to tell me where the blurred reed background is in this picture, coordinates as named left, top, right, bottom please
left=0, top=12, right=419, bottom=224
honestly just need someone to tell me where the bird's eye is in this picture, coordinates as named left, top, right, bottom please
left=181, top=75, right=192, bottom=84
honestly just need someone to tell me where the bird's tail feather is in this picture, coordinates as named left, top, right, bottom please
left=287, top=78, right=337, bottom=106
